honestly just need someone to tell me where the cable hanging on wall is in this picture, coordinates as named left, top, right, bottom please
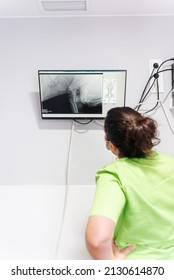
left=135, top=57, right=174, bottom=135
left=54, top=120, right=75, bottom=259
left=54, top=119, right=102, bottom=259
left=135, top=58, right=174, bottom=114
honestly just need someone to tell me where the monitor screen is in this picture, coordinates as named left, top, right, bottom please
left=38, top=70, right=127, bottom=119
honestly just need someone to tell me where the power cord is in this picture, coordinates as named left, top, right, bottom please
left=73, top=119, right=93, bottom=125
left=54, top=120, right=74, bottom=259
left=54, top=117, right=105, bottom=258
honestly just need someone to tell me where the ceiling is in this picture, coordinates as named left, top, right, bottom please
left=0, top=0, right=174, bottom=18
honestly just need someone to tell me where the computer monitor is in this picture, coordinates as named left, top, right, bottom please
left=38, top=70, right=127, bottom=119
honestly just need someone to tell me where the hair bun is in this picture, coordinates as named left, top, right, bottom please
left=104, top=107, right=160, bottom=158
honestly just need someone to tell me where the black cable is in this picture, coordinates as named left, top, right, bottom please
left=156, top=74, right=160, bottom=100
left=136, top=61, right=174, bottom=112
left=141, top=72, right=160, bottom=102
left=144, top=102, right=159, bottom=114
left=136, top=63, right=159, bottom=111
left=142, top=69, right=172, bottom=101
left=73, top=119, right=93, bottom=125
left=144, top=76, right=160, bottom=114
left=139, top=78, right=157, bottom=104
left=136, top=75, right=158, bottom=111
left=157, top=58, right=174, bottom=73
left=156, top=68, right=172, bottom=75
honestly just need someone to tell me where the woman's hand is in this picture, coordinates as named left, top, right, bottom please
left=112, top=240, right=136, bottom=260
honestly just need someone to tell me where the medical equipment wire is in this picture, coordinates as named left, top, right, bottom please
left=54, top=118, right=105, bottom=258
left=136, top=84, right=174, bottom=135
left=136, top=58, right=174, bottom=112
left=136, top=63, right=158, bottom=111
left=54, top=120, right=75, bottom=259
left=144, top=75, right=160, bottom=114
left=74, top=119, right=93, bottom=125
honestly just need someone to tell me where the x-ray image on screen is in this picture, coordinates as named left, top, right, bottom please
left=38, top=70, right=127, bottom=119
left=40, top=74, right=102, bottom=115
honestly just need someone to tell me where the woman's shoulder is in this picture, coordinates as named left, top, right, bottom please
left=96, top=159, right=126, bottom=181
left=97, top=151, right=174, bottom=174
left=97, top=159, right=120, bottom=172
left=154, top=151, right=174, bottom=160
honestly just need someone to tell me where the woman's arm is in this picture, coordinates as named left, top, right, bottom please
left=85, top=215, right=135, bottom=260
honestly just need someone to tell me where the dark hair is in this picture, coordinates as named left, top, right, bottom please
left=104, top=107, right=160, bottom=158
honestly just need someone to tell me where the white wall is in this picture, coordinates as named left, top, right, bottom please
left=0, top=16, right=174, bottom=259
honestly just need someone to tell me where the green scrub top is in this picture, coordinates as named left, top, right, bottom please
left=90, top=152, right=174, bottom=259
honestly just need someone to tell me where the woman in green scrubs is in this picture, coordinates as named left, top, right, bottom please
left=86, top=107, right=174, bottom=260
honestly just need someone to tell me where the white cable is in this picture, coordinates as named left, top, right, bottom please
left=135, top=99, right=161, bottom=109
left=135, top=93, right=174, bottom=135
left=160, top=101, right=174, bottom=135
left=161, top=86, right=173, bottom=103
left=54, top=119, right=103, bottom=259
left=54, top=120, right=74, bottom=259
